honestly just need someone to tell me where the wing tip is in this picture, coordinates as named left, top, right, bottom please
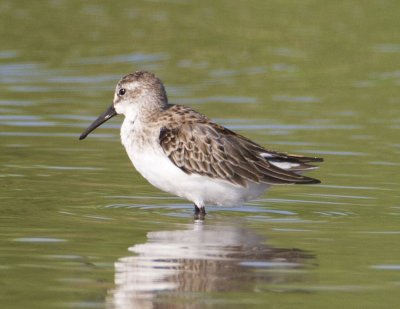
left=299, top=177, right=321, bottom=185
left=288, top=154, right=324, bottom=163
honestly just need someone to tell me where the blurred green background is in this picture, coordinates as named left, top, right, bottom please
left=1, top=1, right=400, bottom=308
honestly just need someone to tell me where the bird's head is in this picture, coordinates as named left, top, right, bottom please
left=79, top=71, right=167, bottom=140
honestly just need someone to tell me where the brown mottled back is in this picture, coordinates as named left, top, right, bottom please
left=159, top=105, right=322, bottom=187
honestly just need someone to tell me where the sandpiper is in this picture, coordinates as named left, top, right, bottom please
left=80, top=71, right=323, bottom=217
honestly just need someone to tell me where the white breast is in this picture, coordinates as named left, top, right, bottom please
left=120, top=119, right=268, bottom=208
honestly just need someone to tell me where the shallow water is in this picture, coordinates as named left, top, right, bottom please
left=1, top=1, right=400, bottom=308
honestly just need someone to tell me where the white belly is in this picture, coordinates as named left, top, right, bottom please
left=120, top=121, right=268, bottom=207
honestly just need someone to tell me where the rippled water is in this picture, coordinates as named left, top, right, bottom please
left=1, top=1, right=400, bottom=308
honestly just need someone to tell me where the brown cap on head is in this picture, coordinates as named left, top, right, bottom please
left=120, top=71, right=157, bottom=83
left=119, top=71, right=168, bottom=104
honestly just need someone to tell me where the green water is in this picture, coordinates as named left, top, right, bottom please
left=1, top=1, right=400, bottom=308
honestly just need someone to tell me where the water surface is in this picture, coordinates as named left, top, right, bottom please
left=1, top=1, right=400, bottom=308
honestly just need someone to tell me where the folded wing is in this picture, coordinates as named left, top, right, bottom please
left=159, top=120, right=322, bottom=187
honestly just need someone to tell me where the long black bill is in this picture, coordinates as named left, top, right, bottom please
left=79, top=105, right=117, bottom=140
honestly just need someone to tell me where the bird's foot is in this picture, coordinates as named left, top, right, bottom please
left=194, top=205, right=206, bottom=221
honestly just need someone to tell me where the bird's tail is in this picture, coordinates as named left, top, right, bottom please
left=261, top=151, right=323, bottom=184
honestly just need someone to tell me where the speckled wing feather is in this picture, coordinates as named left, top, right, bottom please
left=159, top=106, right=322, bottom=187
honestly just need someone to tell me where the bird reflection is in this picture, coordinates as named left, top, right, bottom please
left=107, top=222, right=314, bottom=309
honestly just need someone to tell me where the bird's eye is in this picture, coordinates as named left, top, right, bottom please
left=118, top=88, right=126, bottom=96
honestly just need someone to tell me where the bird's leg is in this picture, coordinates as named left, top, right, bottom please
left=194, top=204, right=206, bottom=220
left=194, top=204, right=206, bottom=214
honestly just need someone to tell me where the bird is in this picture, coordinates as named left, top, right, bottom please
left=79, top=71, right=323, bottom=218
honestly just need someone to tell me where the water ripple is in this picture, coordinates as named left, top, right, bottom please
left=13, top=237, right=67, bottom=243
left=76, top=52, right=168, bottom=65
left=173, top=96, right=257, bottom=104
left=299, top=150, right=366, bottom=156
left=372, top=44, right=400, bottom=53
left=371, top=265, right=400, bottom=270
left=0, top=50, right=19, bottom=59
left=272, top=95, right=320, bottom=103
left=225, top=124, right=361, bottom=131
